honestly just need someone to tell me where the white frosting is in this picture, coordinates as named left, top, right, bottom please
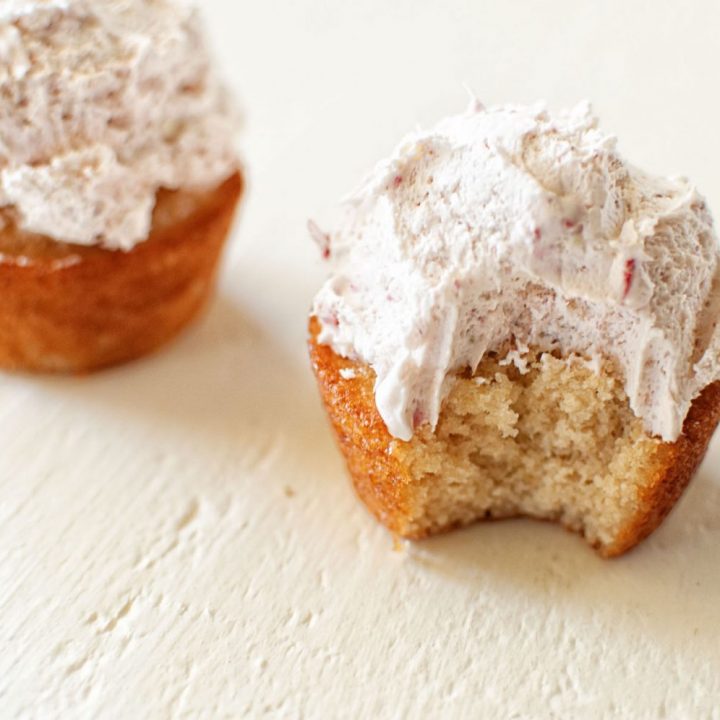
left=312, top=101, right=720, bottom=442
left=0, top=0, right=238, bottom=250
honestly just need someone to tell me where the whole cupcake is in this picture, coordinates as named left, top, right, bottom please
left=309, top=100, right=720, bottom=557
left=0, top=0, right=243, bottom=372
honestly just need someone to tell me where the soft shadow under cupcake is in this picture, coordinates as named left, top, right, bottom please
left=30, top=295, right=335, bottom=483
left=403, top=455, right=720, bottom=666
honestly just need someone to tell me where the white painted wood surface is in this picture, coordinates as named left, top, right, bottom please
left=2, top=1, right=720, bottom=717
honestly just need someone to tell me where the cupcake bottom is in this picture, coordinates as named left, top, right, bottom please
left=309, top=318, right=720, bottom=557
left=0, top=172, right=243, bottom=373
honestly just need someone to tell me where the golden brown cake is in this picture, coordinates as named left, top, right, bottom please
left=310, top=319, right=720, bottom=557
left=0, top=173, right=242, bottom=373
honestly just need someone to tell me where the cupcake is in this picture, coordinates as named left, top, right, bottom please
left=0, top=0, right=242, bottom=372
left=309, top=101, right=720, bottom=556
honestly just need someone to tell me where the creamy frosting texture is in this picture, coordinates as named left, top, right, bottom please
left=312, top=101, right=720, bottom=442
left=0, top=0, right=238, bottom=249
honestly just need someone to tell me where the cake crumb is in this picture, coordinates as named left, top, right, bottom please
left=391, top=535, right=407, bottom=552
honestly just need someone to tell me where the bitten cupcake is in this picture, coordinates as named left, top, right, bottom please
left=309, top=101, right=720, bottom=557
left=0, top=0, right=243, bottom=372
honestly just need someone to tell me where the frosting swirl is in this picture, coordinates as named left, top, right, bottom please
left=0, top=0, right=239, bottom=249
left=312, top=101, right=720, bottom=442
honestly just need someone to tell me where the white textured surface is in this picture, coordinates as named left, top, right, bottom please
left=3, top=1, right=720, bottom=717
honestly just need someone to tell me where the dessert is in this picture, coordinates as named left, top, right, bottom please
left=0, top=0, right=242, bottom=372
left=309, top=101, right=720, bottom=556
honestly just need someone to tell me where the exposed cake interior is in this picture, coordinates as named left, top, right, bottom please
left=310, top=315, right=720, bottom=556
left=369, top=350, right=660, bottom=550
